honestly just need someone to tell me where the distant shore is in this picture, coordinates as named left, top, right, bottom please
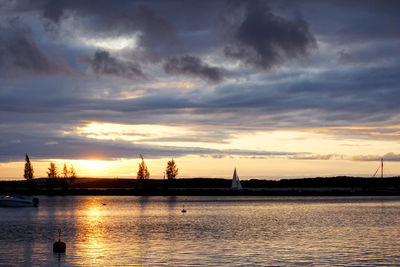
left=1, top=176, right=400, bottom=196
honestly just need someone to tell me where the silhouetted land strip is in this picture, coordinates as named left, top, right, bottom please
left=1, top=176, right=400, bottom=196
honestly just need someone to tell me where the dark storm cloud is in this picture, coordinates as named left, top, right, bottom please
left=29, top=0, right=179, bottom=56
left=0, top=21, right=68, bottom=77
left=221, top=0, right=316, bottom=70
left=164, top=55, right=225, bottom=83
left=2, top=58, right=400, bottom=129
left=81, top=50, right=144, bottom=80
left=3, top=0, right=318, bottom=75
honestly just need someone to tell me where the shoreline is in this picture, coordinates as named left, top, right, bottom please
left=1, top=176, right=400, bottom=196
left=2, top=188, right=400, bottom=197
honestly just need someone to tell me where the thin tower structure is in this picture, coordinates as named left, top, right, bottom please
left=372, top=158, right=385, bottom=178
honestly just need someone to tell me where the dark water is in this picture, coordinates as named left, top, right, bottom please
left=0, top=196, right=400, bottom=266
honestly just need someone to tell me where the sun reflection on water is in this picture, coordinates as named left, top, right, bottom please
left=74, top=197, right=109, bottom=265
left=2, top=196, right=400, bottom=266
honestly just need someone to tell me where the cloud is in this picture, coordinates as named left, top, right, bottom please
left=0, top=20, right=69, bottom=77
left=1, top=0, right=400, bottom=173
left=81, top=50, right=145, bottom=80
left=0, top=133, right=300, bottom=162
left=164, top=55, right=225, bottom=83
left=298, top=0, right=400, bottom=46
left=33, top=1, right=179, bottom=58
left=221, top=0, right=316, bottom=70
left=311, top=125, right=400, bottom=142
left=1, top=54, right=400, bottom=133
left=352, top=152, right=400, bottom=162
left=289, top=154, right=341, bottom=160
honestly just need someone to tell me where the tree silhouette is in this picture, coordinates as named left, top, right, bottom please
left=61, top=162, right=75, bottom=190
left=62, top=163, right=68, bottom=178
left=24, top=154, right=34, bottom=181
left=166, top=159, right=178, bottom=180
left=137, top=154, right=150, bottom=180
left=69, top=165, right=77, bottom=179
left=47, top=162, right=59, bottom=178
left=68, top=165, right=77, bottom=188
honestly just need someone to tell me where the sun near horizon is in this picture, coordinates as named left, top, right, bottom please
left=2, top=124, right=400, bottom=180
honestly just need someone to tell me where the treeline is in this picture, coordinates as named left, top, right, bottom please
left=136, top=154, right=178, bottom=180
left=244, top=176, right=400, bottom=188
left=24, top=154, right=77, bottom=190
left=4, top=177, right=400, bottom=197
left=21, top=154, right=179, bottom=190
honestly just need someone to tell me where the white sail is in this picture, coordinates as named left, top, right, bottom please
left=231, top=168, right=243, bottom=190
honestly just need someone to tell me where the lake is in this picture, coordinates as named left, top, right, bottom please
left=0, top=196, right=399, bottom=266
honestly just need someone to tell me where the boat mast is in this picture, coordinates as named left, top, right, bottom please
left=381, top=158, right=383, bottom=178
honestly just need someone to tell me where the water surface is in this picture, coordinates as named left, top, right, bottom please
left=0, top=196, right=399, bottom=266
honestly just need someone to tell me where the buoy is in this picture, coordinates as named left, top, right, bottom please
left=53, top=229, right=66, bottom=253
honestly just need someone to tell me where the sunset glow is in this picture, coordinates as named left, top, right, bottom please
left=3, top=2, right=400, bottom=267
left=75, top=122, right=194, bottom=143
left=1, top=1, right=400, bottom=180
left=74, top=160, right=114, bottom=175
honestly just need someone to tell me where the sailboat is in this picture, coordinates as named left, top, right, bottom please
left=231, top=168, right=243, bottom=190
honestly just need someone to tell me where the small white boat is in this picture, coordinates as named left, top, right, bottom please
left=0, top=195, right=39, bottom=207
left=231, top=168, right=243, bottom=190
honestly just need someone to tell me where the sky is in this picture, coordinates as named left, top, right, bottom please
left=1, top=0, right=400, bottom=180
